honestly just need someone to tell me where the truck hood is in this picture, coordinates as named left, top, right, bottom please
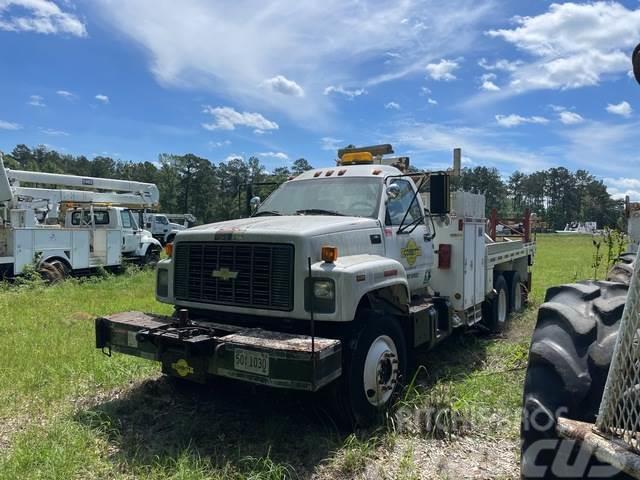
left=177, top=215, right=379, bottom=240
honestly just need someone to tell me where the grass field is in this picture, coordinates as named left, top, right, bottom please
left=0, top=234, right=601, bottom=479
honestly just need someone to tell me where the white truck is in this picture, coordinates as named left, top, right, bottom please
left=0, top=154, right=163, bottom=280
left=96, top=144, right=535, bottom=426
left=142, top=213, right=195, bottom=245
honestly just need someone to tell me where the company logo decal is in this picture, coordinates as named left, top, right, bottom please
left=212, top=267, right=239, bottom=281
left=401, top=239, right=422, bottom=266
left=172, top=358, right=194, bottom=377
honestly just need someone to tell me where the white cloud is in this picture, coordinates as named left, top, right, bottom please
left=202, top=106, right=278, bottom=132
left=485, top=2, right=640, bottom=93
left=556, top=120, right=640, bottom=174
left=27, top=94, right=45, bottom=107
left=606, top=101, right=632, bottom=118
left=41, top=128, right=69, bottom=136
left=425, top=59, right=458, bottom=81
left=478, top=58, right=522, bottom=72
left=258, top=152, right=289, bottom=160
left=56, top=89, right=74, bottom=98
left=94, top=0, right=494, bottom=121
left=323, top=85, right=366, bottom=99
left=604, top=177, right=640, bottom=200
left=95, top=94, right=109, bottom=104
left=427, top=98, right=438, bottom=105
left=495, top=114, right=549, bottom=127
left=0, top=120, right=21, bottom=130
left=393, top=121, right=549, bottom=171
left=260, top=75, right=304, bottom=97
left=208, top=140, right=231, bottom=148
left=481, top=80, right=500, bottom=91
left=0, top=0, right=87, bottom=36
left=224, top=153, right=244, bottom=162
left=321, top=137, right=343, bottom=151
left=385, top=101, right=400, bottom=110
left=558, top=110, right=584, bottom=125
left=420, top=86, right=432, bottom=95
left=480, top=73, right=500, bottom=91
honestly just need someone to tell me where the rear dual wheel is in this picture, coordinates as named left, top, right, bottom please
left=484, top=271, right=525, bottom=333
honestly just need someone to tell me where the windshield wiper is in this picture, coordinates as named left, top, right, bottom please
left=296, top=208, right=345, bottom=216
left=252, top=210, right=282, bottom=217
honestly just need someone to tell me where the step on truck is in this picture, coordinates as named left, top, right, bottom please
left=96, top=144, right=535, bottom=426
left=0, top=154, right=162, bottom=280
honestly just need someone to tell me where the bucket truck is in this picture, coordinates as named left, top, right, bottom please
left=0, top=153, right=162, bottom=280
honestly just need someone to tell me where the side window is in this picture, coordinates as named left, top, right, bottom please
left=386, top=179, right=422, bottom=226
left=121, top=210, right=132, bottom=228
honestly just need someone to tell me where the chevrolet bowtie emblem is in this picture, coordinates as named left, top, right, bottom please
left=211, top=267, right=239, bottom=281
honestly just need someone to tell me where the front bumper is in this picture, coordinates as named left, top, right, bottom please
left=95, top=311, right=342, bottom=391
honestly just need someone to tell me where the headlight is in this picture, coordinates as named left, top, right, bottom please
left=313, top=280, right=335, bottom=299
left=156, top=268, right=169, bottom=297
left=305, top=278, right=336, bottom=314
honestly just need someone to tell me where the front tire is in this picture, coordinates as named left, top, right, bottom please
left=521, top=281, right=630, bottom=479
left=333, top=314, right=407, bottom=428
left=143, top=246, right=161, bottom=268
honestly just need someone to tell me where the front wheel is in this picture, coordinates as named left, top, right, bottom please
left=143, top=246, right=161, bottom=268
left=333, top=314, right=407, bottom=428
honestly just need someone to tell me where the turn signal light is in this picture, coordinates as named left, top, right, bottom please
left=321, top=245, right=338, bottom=263
left=165, top=242, right=174, bottom=257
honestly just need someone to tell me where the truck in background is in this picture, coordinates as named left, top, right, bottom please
left=95, top=144, right=535, bottom=427
left=0, top=153, right=162, bottom=280
left=142, top=213, right=196, bottom=245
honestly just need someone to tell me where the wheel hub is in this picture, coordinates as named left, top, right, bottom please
left=363, top=335, right=399, bottom=407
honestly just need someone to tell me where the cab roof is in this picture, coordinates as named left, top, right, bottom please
left=292, top=164, right=402, bottom=181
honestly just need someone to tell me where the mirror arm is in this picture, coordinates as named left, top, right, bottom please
left=397, top=173, right=429, bottom=234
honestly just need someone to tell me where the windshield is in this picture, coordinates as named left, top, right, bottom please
left=156, top=216, right=169, bottom=225
left=257, top=177, right=382, bottom=218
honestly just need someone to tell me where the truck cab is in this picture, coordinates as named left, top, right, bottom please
left=144, top=213, right=187, bottom=245
left=65, top=206, right=161, bottom=264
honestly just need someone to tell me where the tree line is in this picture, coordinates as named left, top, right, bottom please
left=1, top=144, right=624, bottom=229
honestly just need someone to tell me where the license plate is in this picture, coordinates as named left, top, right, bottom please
left=233, top=349, right=269, bottom=376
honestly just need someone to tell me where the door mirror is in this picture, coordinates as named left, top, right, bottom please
left=386, top=183, right=401, bottom=200
left=429, top=173, right=450, bottom=215
left=250, top=196, right=261, bottom=212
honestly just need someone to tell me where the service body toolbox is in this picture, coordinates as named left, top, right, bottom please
left=96, top=311, right=342, bottom=391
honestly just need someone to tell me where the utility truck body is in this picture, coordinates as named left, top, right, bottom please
left=0, top=154, right=162, bottom=279
left=96, top=145, right=535, bottom=425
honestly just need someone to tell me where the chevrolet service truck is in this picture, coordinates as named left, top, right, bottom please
left=96, top=145, right=535, bottom=426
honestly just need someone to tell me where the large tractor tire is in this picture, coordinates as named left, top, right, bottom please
left=607, top=252, right=636, bottom=286
left=521, top=280, right=631, bottom=479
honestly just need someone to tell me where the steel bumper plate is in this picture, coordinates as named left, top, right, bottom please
left=96, top=311, right=342, bottom=391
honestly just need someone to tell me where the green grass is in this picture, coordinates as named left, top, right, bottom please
left=0, top=234, right=601, bottom=479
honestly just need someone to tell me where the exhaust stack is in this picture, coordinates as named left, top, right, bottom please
left=452, top=148, right=462, bottom=177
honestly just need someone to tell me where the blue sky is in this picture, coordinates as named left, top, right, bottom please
left=0, top=0, right=639, bottom=197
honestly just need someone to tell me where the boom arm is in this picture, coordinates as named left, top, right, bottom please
left=0, top=153, right=159, bottom=210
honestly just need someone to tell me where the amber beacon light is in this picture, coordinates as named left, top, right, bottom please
left=321, top=245, right=338, bottom=263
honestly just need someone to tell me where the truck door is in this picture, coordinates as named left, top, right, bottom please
left=384, top=178, right=431, bottom=293
left=120, top=209, right=139, bottom=253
